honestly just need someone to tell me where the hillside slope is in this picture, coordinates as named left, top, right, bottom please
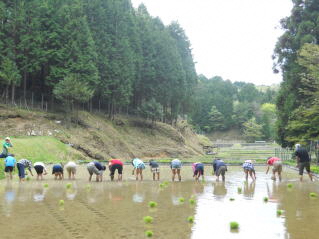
left=0, top=105, right=209, bottom=161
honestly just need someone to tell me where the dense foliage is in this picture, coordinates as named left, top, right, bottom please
left=0, top=0, right=197, bottom=123
left=190, top=75, right=277, bottom=141
left=273, top=0, right=319, bottom=146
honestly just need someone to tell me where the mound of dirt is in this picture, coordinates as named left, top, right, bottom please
left=0, top=105, right=209, bottom=160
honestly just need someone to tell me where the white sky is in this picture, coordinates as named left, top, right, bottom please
left=131, top=0, right=293, bottom=85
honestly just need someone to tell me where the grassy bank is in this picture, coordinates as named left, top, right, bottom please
left=2, top=136, right=85, bottom=164
left=283, top=160, right=319, bottom=174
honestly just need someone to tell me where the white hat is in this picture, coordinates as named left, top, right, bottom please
left=295, top=144, right=301, bottom=149
left=5, top=137, right=10, bottom=141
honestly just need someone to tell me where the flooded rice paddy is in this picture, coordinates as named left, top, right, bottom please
left=0, top=166, right=319, bottom=239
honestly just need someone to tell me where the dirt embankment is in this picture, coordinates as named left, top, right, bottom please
left=0, top=105, right=209, bottom=160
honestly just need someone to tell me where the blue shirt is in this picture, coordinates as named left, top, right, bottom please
left=5, top=156, right=16, bottom=167
left=213, top=160, right=227, bottom=173
left=94, top=162, right=103, bottom=170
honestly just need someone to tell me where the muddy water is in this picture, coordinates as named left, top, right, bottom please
left=0, top=166, right=318, bottom=239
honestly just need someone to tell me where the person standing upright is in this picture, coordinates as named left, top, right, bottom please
left=295, top=144, right=314, bottom=182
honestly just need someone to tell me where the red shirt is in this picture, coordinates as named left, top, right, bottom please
left=267, top=157, right=281, bottom=165
left=110, top=159, right=123, bottom=166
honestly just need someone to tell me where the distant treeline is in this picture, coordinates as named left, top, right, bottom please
left=274, top=0, right=319, bottom=147
left=191, top=75, right=278, bottom=141
left=0, top=0, right=197, bottom=123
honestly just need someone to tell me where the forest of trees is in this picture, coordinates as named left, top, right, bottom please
left=0, top=0, right=197, bottom=123
left=190, top=75, right=278, bottom=141
left=274, top=0, right=319, bottom=147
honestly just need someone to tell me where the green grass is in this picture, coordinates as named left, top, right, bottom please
left=0, top=164, right=4, bottom=179
left=7, top=136, right=83, bottom=163
left=230, top=221, right=239, bottom=230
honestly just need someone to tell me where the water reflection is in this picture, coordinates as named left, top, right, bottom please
left=243, top=181, right=256, bottom=199
left=132, top=182, right=144, bottom=203
left=33, top=187, right=46, bottom=202
left=213, top=181, right=227, bottom=199
left=3, top=183, right=15, bottom=217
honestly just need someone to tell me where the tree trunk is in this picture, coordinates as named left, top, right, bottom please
left=23, top=71, right=27, bottom=104
left=11, top=84, right=15, bottom=105
left=41, top=94, right=44, bottom=110
left=5, top=85, right=9, bottom=104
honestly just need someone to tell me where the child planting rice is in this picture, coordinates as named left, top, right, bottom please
left=149, top=159, right=160, bottom=181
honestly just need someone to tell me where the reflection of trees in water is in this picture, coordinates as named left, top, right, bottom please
left=213, top=182, right=227, bottom=199
left=243, top=181, right=256, bottom=198
left=279, top=184, right=319, bottom=239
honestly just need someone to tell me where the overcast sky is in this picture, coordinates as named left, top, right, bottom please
left=131, top=0, right=293, bottom=85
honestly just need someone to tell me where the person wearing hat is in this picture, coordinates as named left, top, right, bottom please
left=294, top=144, right=314, bottom=182
left=0, top=137, right=13, bottom=158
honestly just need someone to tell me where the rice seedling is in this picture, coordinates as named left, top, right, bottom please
left=148, top=201, right=157, bottom=208
left=179, top=197, right=185, bottom=203
left=145, top=230, right=153, bottom=237
left=309, top=192, right=317, bottom=198
left=263, top=197, right=269, bottom=202
left=187, top=216, right=194, bottom=223
left=59, top=200, right=65, bottom=206
left=237, top=187, right=242, bottom=193
left=143, top=216, right=153, bottom=224
left=230, top=222, right=239, bottom=230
